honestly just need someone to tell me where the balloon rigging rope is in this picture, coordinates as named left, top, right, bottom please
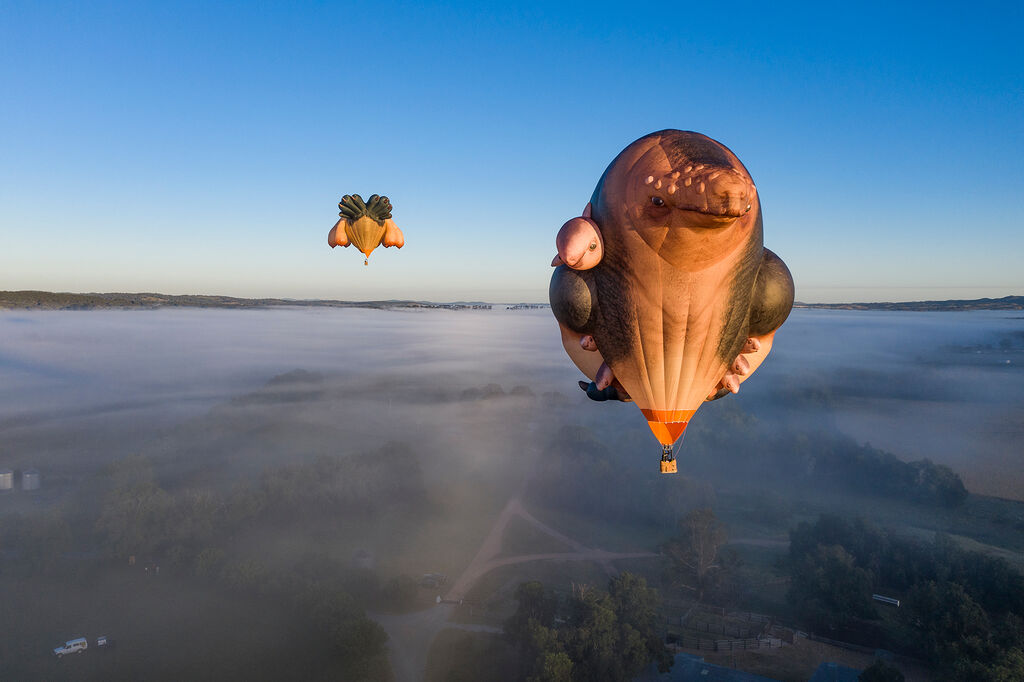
left=673, top=433, right=686, bottom=459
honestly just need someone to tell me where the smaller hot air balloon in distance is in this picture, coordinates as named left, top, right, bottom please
left=328, top=193, right=404, bottom=265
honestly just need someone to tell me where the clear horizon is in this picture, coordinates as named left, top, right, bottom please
left=2, top=286, right=1023, bottom=305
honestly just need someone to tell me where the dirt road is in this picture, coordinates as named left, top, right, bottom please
left=373, top=496, right=659, bottom=682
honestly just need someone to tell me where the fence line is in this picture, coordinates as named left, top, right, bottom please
left=672, top=636, right=783, bottom=652
left=667, top=618, right=757, bottom=639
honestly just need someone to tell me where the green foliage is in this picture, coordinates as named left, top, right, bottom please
left=507, top=581, right=558, bottom=640
left=662, top=508, right=730, bottom=598
left=789, top=516, right=1024, bottom=618
left=607, top=572, right=673, bottom=674
left=254, top=446, right=424, bottom=518
left=95, top=446, right=424, bottom=563
left=687, top=401, right=969, bottom=508
left=789, top=514, right=1024, bottom=677
left=523, top=622, right=567, bottom=682
left=506, top=573, right=671, bottom=682
left=298, top=582, right=389, bottom=679
left=903, top=580, right=994, bottom=666
left=984, top=648, right=1024, bottom=682
left=788, top=544, right=875, bottom=630
left=530, top=651, right=573, bottom=682
left=94, top=476, right=173, bottom=557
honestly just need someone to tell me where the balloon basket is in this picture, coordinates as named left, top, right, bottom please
left=659, top=444, right=677, bottom=474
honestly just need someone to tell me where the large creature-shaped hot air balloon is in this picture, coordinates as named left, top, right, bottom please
left=328, top=193, right=404, bottom=265
left=549, top=130, right=794, bottom=473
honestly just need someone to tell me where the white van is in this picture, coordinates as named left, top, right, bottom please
left=53, top=637, right=88, bottom=657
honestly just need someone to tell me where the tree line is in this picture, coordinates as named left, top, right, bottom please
left=787, top=514, right=1024, bottom=680
left=504, top=572, right=672, bottom=682
left=687, top=402, right=969, bottom=508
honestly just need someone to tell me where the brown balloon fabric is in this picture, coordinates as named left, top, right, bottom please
left=550, top=130, right=794, bottom=463
left=346, top=216, right=387, bottom=258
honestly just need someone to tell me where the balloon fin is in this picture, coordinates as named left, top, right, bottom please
left=383, top=219, right=404, bottom=248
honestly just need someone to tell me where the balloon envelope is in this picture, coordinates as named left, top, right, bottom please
left=551, top=130, right=773, bottom=449
left=346, top=216, right=387, bottom=259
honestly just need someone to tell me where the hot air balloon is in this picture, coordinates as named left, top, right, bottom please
left=328, top=194, right=404, bottom=265
left=549, top=130, right=794, bottom=473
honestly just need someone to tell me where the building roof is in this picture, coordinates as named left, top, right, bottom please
left=636, top=653, right=780, bottom=682
left=808, top=662, right=862, bottom=682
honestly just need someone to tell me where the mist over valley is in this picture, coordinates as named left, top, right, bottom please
left=2, top=307, right=1023, bottom=681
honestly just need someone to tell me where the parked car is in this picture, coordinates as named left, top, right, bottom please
left=96, top=635, right=114, bottom=649
left=53, top=637, right=88, bottom=657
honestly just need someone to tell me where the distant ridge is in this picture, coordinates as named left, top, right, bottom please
left=1, top=290, right=1019, bottom=311
left=0, top=291, right=520, bottom=311
left=794, top=295, right=1024, bottom=311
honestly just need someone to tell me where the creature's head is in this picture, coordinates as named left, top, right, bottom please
left=592, top=130, right=760, bottom=270
left=555, top=214, right=603, bottom=270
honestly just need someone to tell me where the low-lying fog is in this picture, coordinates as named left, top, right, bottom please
left=1, top=307, right=1022, bottom=499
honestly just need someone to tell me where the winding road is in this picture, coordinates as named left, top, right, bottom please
left=373, top=497, right=659, bottom=682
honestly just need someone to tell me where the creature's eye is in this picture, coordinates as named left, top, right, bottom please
left=651, top=196, right=665, bottom=207
left=588, top=242, right=597, bottom=251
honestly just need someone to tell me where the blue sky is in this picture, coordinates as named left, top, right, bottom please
left=1, top=1, right=1021, bottom=302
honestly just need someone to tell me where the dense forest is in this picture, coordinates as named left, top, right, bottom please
left=503, top=573, right=672, bottom=682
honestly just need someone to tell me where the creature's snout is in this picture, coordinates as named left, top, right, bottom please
left=655, top=166, right=756, bottom=219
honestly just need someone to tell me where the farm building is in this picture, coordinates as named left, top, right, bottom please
left=0, top=469, right=12, bottom=491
